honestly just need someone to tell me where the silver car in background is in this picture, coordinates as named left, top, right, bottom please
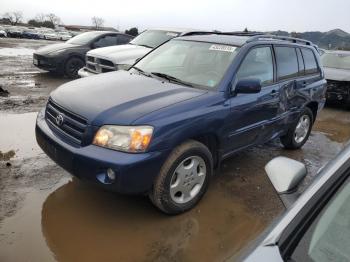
left=239, top=142, right=350, bottom=261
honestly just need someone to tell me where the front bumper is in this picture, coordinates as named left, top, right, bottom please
left=33, top=53, right=64, bottom=73
left=35, top=110, right=170, bottom=194
left=78, top=67, right=97, bottom=78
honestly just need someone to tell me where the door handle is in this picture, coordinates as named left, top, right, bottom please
left=301, top=81, right=307, bottom=87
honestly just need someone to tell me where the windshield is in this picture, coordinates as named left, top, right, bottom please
left=133, top=40, right=239, bottom=89
left=130, top=30, right=180, bottom=49
left=67, top=31, right=102, bottom=45
left=321, top=53, right=350, bottom=70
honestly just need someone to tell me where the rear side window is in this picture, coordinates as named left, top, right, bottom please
left=296, top=48, right=305, bottom=75
left=275, top=46, right=299, bottom=80
left=302, top=48, right=319, bottom=75
left=235, top=46, right=274, bottom=86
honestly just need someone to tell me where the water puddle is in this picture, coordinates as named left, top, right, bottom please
left=0, top=48, right=35, bottom=57
left=0, top=112, right=41, bottom=159
left=0, top=177, right=266, bottom=262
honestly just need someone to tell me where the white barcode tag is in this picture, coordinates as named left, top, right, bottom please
left=209, top=44, right=236, bottom=52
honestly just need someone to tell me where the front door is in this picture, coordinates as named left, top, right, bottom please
left=224, top=45, right=280, bottom=154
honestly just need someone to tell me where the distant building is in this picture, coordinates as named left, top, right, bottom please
left=62, top=25, right=117, bottom=32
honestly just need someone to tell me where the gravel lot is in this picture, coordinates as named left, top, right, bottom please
left=0, top=38, right=349, bottom=262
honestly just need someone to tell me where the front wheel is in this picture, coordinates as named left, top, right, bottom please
left=149, top=140, right=213, bottom=215
left=281, top=108, right=314, bottom=149
left=64, top=57, right=84, bottom=78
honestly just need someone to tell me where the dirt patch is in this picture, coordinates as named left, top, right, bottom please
left=0, top=150, right=15, bottom=161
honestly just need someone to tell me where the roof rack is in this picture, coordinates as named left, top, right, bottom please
left=220, top=31, right=265, bottom=37
left=247, top=35, right=313, bottom=46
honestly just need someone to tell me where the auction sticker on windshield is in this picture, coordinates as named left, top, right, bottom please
left=209, top=44, right=236, bottom=52
left=166, top=32, right=179, bottom=37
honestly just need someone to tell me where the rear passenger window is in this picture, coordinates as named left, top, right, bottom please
left=296, top=48, right=305, bottom=75
left=236, top=47, right=274, bottom=86
left=275, top=47, right=299, bottom=80
left=301, top=48, right=319, bottom=75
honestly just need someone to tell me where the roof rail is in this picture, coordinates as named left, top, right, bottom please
left=221, top=31, right=265, bottom=37
left=246, top=35, right=313, bottom=46
left=181, top=31, right=216, bottom=36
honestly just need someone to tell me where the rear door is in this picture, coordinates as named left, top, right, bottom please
left=273, top=45, right=301, bottom=133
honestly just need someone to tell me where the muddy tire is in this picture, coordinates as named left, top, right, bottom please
left=149, top=140, right=213, bottom=215
left=64, top=57, right=84, bottom=78
left=281, top=107, right=314, bottom=149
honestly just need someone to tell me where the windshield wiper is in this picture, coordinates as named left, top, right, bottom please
left=150, top=72, right=194, bottom=87
left=132, top=67, right=152, bottom=77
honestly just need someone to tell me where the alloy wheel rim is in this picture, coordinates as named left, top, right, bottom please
left=69, top=60, right=82, bottom=75
left=170, top=156, right=206, bottom=204
left=294, top=114, right=311, bottom=144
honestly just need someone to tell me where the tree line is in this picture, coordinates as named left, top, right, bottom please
left=1, top=11, right=139, bottom=36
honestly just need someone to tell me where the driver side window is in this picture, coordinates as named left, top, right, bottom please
left=235, top=46, right=274, bottom=86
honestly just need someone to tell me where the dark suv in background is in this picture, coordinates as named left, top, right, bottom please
left=321, top=50, right=350, bottom=107
left=33, top=31, right=133, bottom=78
left=36, top=33, right=326, bottom=214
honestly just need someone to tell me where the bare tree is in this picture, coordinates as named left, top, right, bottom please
left=46, top=13, right=62, bottom=26
left=35, top=13, right=46, bottom=23
left=91, top=17, right=104, bottom=29
left=3, top=11, right=23, bottom=25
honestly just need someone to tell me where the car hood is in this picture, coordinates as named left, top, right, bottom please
left=324, top=67, right=350, bottom=82
left=87, top=44, right=151, bottom=65
left=50, top=70, right=206, bottom=125
left=35, top=43, right=76, bottom=55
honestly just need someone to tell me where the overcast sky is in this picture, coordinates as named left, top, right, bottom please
left=1, top=0, right=350, bottom=32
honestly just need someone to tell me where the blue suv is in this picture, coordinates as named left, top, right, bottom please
left=36, top=33, right=327, bottom=214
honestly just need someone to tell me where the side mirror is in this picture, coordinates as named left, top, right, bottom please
left=234, top=79, right=262, bottom=94
left=265, top=157, right=307, bottom=208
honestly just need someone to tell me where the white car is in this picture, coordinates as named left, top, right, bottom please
left=57, top=32, right=72, bottom=41
left=78, top=28, right=209, bottom=77
left=0, top=27, right=7, bottom=37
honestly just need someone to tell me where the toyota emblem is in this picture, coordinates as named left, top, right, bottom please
left=55, top=114, right=64, bottom=126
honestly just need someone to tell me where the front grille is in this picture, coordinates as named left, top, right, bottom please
left=85, top=55, right=115, bottom=74
left=45, top=99, right=88, bottom=145
left=99, top=59, right=114, bottom=67
left=86, top=56, right=95, bottom=63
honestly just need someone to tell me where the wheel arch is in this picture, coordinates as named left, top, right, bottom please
left=305, top=101, right=318, bottom=123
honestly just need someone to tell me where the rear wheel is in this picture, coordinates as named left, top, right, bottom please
left=281, top=107, right=314, bottom=149
left=64, top=57, right=84, bottom=78
left=149, top=140, right=213, bottom=215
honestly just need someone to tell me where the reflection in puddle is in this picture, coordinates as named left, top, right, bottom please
left=0, top=178, right=266, bottom=262
left=40, top=179, right=264, bottom=262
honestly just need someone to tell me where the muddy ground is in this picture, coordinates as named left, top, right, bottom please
left=0, top=38, right=349, bottom=262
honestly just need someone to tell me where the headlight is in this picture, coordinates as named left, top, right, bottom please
left=93, top=125, right=153, bottom=153
left=116, top=64, right=131, bottom=71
